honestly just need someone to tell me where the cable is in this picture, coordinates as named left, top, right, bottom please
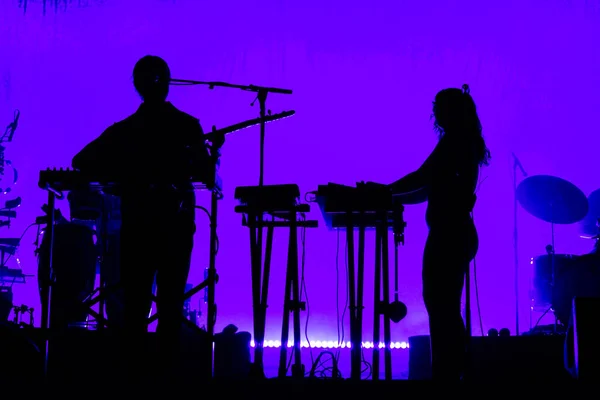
left=335, top=229, right=341, bottom=356
left=361, top=349, right=372, bottom=379
left=470, top=174, right=488, bottom=336
left=472, top=244, right=484, bottom=336
left=534, top=306, right=552, bottom=329
left=299, top=215, right=314, bottom=367
left=2, top=222, right=37, bottom=267
left=302, top=217, right=343, bottom=379
left=194, top=204, right=219, bottom=255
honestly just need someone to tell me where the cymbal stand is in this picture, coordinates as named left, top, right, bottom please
left=513, top=160, right=520, bottom=336
left=550, top=212, right=558, bottom=333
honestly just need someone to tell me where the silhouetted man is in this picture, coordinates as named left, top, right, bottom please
left=72, top=55, right=223, bottom=382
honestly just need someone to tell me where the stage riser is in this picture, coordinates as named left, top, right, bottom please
left=0, top=327, right=232, bottom=384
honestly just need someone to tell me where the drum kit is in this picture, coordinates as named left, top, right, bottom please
left=516, top=174, right=600, bottom=328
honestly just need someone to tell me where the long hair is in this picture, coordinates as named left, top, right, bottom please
left=432, top=85, right=490, bottom=166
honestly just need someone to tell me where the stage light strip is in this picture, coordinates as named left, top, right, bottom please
left=250, top=340, right=410, bottom=350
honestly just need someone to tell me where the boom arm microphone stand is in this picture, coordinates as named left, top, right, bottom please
left=170, top=78, right=292, bottom=186
left=170, top=78, right=292, bottom=376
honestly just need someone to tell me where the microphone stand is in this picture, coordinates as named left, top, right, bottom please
left=512, top=154, right=527, bottom=336
left=170, top=78, right=292, bottom=186
left=170, top=78, right=292, bottom=378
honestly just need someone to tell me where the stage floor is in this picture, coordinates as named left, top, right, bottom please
left=35, top=377, right=583, bottom=398
left=0, top=325, right=582, bottom=390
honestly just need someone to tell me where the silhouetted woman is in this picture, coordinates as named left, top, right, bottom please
left=388, top=85, right=490, bottom=381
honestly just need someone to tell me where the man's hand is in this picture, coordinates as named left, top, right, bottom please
left=207, top=131, right=225, bottom=157
left=362, top=181, right=389, bottom=190
left=210, top=132, right=226, bottom=150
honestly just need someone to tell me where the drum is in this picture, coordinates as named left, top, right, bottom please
left=552, top=253, right=600, bottom=325
left=532, top=253, right=600, bottom=325
left=37, top=222, right=98, bottom=330
left=531, top=254, right=577, bottom=309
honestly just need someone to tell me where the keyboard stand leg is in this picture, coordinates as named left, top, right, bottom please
left=382, top=218, right=392, bottom=380
left=279, top=212, right=304, bottom=378
left=373, top=221, right=383, bottom=380
left=346, top=216, right=360, bottom=380
left=290, top=213, right=303, bottom=378
left=249, top=212, right=266, bottom=378
left=258, top=224, right=274, bottom=372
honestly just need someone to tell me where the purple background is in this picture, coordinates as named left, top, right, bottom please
left=1, top=0, right=600, bottom=374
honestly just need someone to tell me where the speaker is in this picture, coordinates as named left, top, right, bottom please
left=0, top=287, right=12, bottom=322
left=571, top=297, right=600, bottom=380
left=408, top=334, right=572, bottom=381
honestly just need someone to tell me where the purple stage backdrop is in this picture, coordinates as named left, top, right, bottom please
left=1, top=0, right=600, bottom=358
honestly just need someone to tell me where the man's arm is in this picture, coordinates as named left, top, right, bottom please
left=72, top=126, right=116, bottom=171
left=388, top=140, right=446, bottom=195
left=185, top=119, right=218, bottom=181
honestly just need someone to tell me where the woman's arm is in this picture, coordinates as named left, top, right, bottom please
left=388, top=140, right=446, bottom=195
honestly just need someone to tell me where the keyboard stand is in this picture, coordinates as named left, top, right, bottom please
left=328, top=209, right=399, bottom=381
left=235, top=204, right=318, bottom=379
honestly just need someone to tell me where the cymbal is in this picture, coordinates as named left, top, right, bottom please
left=517, top=175, right=588, bottom=224
left=580, top=188, right=600, bottom=236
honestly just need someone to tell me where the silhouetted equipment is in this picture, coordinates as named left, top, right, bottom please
left=312, top=182, right=407, bottom=381
left=0, top=196, right=21, bottom=229
left=234, top=184, right=318, bottom=379
left=516, top=175, right=588, bottom=225
left=0, top=238, right=25, bottom=285
left=1, top=232, right=32, bottom=325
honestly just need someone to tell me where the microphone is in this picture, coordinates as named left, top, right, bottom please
left=512, top=152, right=527, bottom=177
